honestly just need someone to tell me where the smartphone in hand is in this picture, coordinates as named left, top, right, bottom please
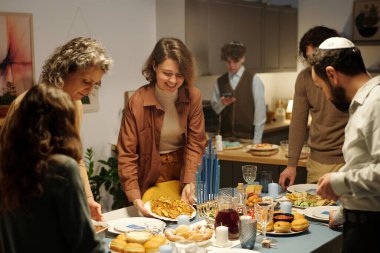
left=221, top=92, right=233, bottom=98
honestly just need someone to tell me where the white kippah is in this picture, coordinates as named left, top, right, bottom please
left=319, top=37, right=355, bottom=49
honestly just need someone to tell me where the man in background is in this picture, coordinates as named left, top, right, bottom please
left=279, top=26, right=349, bottom=188
left=311, top=37, right=380, bottom=253
left=211, top=41, right=266, bottom=143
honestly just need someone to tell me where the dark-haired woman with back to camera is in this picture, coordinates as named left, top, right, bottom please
left=0, top=84, right=104, bottom=253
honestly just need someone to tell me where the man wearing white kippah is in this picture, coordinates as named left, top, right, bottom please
left=309, top=37, right=380, bottom=253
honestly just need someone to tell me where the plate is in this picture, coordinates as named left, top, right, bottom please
left=109, top=243, right=163, bottom=253
left=287, top=184, right=317, bottom=194
left=144, top=201, right=196, bottom=222
left=222, top=141, right=243, bottom=150
left=264, top=228, right=308, bottom=236
left=107, top=217, right=166, bottom=234
left=247, top=143, right=279, bottom=151
left=249, top=149, right=279, bottom=156
left=304, top=206, right=340, bottom=221
left=209, top=249, right=261, bottom=253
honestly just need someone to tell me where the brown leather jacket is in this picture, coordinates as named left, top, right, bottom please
left=117, top=83, right=206, bottom=202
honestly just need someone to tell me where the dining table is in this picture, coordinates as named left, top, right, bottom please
left=102, top=205, right=342, bottom=253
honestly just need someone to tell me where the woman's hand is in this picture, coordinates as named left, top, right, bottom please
left=181, top=183, right=195, bottom=205
left=88, top=198, right=103, bottom=221
left=133, top=199, right=154, bottom=217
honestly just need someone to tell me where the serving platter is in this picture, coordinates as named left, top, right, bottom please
left=144, top=201, right=196, bottom=222
left=107, top=217, right=166, bottom=234
left=287, top=184, right=317, bottom=194
left=247, top=143, right=279, bottom=151
left=264, top=228, right=308, bottom=236
left=246, top=144, right=279, bottom=156
left=304, top=206, right=340, bottom=222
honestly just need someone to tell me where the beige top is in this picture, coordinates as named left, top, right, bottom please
left=155, top=85, right=184, bottom=154
left=1, top=89, right=94, bottom=201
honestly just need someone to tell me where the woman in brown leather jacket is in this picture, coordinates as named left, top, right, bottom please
left=117, top=38, right=206, bottom=216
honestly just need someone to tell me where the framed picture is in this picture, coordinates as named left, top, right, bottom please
left=0, top=12, right=34, bottom=118
left=353, top=0, right=380, bottom=42
left=81, top=90, right=99, bottom=113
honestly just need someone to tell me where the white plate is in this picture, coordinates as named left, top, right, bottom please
left=247, top=144, right=279, bottom=151
left=144, top=201, right=196, bottom=222
left=265, top=228, right=308, bottom=236
left=222, top=141, right=243, bottom=150
left=304, top=206, right=340, bottom=221
left=287, top=184, right=317, bottom=194
left=107, top=217, right=166, bottom=234
left=209, top=249, right=261, bottom=253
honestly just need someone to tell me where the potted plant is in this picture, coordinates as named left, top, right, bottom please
left=85, top=146, right=127, bottom=210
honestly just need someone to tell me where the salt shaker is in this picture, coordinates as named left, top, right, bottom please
left=239, top=215, right=257, bottom=250
left=215, top=135, right=223, bottom=152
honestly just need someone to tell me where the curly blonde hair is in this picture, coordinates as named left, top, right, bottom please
left=40, top=37, right=112, bottom=88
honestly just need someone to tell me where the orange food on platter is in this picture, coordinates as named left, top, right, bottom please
left=291, top=218, right=309, bottom=232
left=123, top=243, right=145, bottom=253
left=292, top=212, right=305, bottom=220
left=274, top=221, right=291, bottom=233
left=109, top=239, right=127, bottom=253
left=164, top=224, right=213, bottom=243
left=150, top=196, right=193, bottom=219
left=245, top=193, right=262, bottom=207
left=252, top=143, right=274, bottom=149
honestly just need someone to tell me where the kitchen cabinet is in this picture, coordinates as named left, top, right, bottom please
left=185, top=0, right=297, bottom=75
left=263, top=6, right=297, bottom=72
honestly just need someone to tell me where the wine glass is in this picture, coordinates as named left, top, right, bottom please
left=254, top=202, right=274, bottom=242
left=242, top=165, right=257, bottom=185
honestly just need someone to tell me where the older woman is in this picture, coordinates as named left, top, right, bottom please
left=1, top=37, right=112, bottom=220
left=117, top=37, right=206, bottom=216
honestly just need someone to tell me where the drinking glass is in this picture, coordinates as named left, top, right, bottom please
left=254, top=202, right=274, bottom=242
left=258, top=171, right=272, bottom=193
left=242, top=165, right=257, bottom=185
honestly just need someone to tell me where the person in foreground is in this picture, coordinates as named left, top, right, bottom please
left=279, top=26, right=348, bottom=189
left=0, top=37, right=112, bottom=221
left=117, top=37, right=206, bottom=216
left=211, top=41, right=266, bottom=143
left=0, top=84, right=104, bottom=253
left=310, top=37, right=380, bottom=253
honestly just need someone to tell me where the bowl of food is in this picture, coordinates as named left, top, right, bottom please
left=273, top=213, right=294, bottom=223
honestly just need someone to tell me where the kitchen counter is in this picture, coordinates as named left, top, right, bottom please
left=217, top=145, right=307, bottom=167
left=216, top=144, right=308, bottom=188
